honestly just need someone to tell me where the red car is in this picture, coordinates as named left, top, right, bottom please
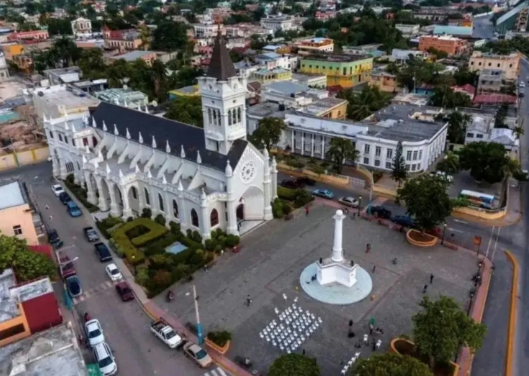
left=59, top=256, right=76, bottom=280
left=115, top=282, right=134, bottom=302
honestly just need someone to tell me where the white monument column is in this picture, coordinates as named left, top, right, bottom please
left=331, top=210, right=346, bottom=262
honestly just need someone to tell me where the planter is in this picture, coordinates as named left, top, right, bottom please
left=390, top=338, right=459, bottom=376
left=205, top=338, right=231, bottom=355
left=406, top=229, right=437, bottom=248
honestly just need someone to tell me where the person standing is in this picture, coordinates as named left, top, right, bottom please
left=423, top=284, right=428, bottom=294
left=305, top=206, right=310, bottom=216
left=430, top=274, right=434, bottom=284
left=366, top=243, right=371, bottom=253
left=246, top=295, right=252, bottom=307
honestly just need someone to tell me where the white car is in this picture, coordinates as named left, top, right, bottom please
left=105, top=263, right=122, bottom=281
left=51, top=184, right=65, bottom=197
left=85, top=319, right=105, bottom=347
left=93, top=342, right=118, bottom=376
left=520, top=81, right=526, bottom=88
left=338, top=196, right=360, bottom=208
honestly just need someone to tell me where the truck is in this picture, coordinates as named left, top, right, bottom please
left=94, top=243, right=112, bottom=262
left=59, top=255, right=76, bottom=280
left=150, top=318, right=184, bottom=349
left=84, top=227, right=99, bottom=242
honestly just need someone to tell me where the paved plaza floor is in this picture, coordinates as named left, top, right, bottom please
left=156, top=204, right=479, bottom=375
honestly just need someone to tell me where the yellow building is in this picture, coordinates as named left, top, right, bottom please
left=0, top=269, right=31, bottom=347
left=370, top=71, right=399, bottom=93
left=251, top=67, right=292, bottom=84
left=300, top=54, right=373, bottom=88
left=0, top=181, right=39, bottom=245
left=296, top=37, right=334, bottom=55
left=469, top=51, right=521, bottom=81
left=2, top=43, right=25, bottom=60
left=168, top=85, right=201, bottom=100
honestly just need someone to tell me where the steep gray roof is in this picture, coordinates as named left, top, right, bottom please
left=207, top=34, right=237, bottom=81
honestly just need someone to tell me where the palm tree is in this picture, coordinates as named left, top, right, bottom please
left=139, top=25, right=151, bottom=51
left=347, top=86, right=390, bottom=121
left=436, top=152, right=460, bottom=175
left=326, top=138, right=359, bottom=174
left=447, top=111, right=472, bottom=144
left=150, top=60, right=167, bottom=100
left=513, top=125, right=524, bottom=140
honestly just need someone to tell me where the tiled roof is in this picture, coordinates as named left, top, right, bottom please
left=207, top=33, right=237, bottom=81
left=90, top=102, right=247, bottom=171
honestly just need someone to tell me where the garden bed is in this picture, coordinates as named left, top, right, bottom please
left=64, top=174, right=99, bottom=213
left=406, top=229, right=437, bottom=247
left=391, top=338, right=458, bottom=376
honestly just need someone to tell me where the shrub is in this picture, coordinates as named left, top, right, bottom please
left=191, top=231, right=202, bottom=243
left=171, top=263, right=192, bottom=281
left=144, top=231, right=180, bottom=256
left=283, top=204, right=293, bottom=215
left=101, top=215, right=123, bottom=229
left=127, top=216, right=134, bottom=222
left=225, top=234, right=240, bottom=248
left=141, top=208, right=152, bottom=218
left=155, top=214, right=166, bottom=226
left=111, top=218, right=167, bottom=264
left=135, top=266, right=149, bottom=286
left=179, top=235, right=202, bottom=251
left=65, top=174, right=75, bottom=184
left=186, top=229, right=192, bottom=238
left=172, top=248, right=195, bottom=264
left=95, top=221, right=110, bottom=239
left=278, top=186, right=297, bottom=201
left=189, top=249, right=205, bottom=265
left=169, top=221, right=180, bottom=234
left=207, top=330, right=232, bottom=347
left=151, top=270, right=172, bottom=289
left=63, top=177, right=100, bottom=213
left=125, top=225, right=150, bottom=240
left=293, top=189, right=313, bottom=208
left=214, top=244, right=223, bottom=254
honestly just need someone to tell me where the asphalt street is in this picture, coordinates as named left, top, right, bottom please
left=0, top=163, right=224, bottom=376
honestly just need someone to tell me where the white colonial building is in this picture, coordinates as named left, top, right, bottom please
left=43, top=35, right=277, bottom=238
left=71, top=17, right=93, bottom=39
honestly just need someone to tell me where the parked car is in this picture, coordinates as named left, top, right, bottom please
left=519, top=81, right=525, bottom=88
left=115, top=282, right=134, bottom=302
left=151, top=318, right=184, bottom=349
left=280, top=179, right=303, bottom=189
left=105, top=263, right=122, bottom=281
left=66, top=201, right=82, bottom=217
left=59, top=192, right=72, bottom=204
left=59, top=256, right=76, bottom=280
left=66, top=276, right=82, bottom=298
left=85, top=319, right=105, bottom=347
left=47, top=229, right=64, bottom=249
left=92, top=342, right=118, bottom=376
left=369, top=206, right=392, bottom=219
left=52, top=184, right=65, bottom=197
left=94, top=243, right=112, bottom=262
left=311, top=189, right=334, bottom=199
left=183, top=342, right=213, bottom=368
left=392, top=215, right=416, bottom=228
left=338, top=196, right=359, bottom=208
left=84, top=227, right=99, bottom=242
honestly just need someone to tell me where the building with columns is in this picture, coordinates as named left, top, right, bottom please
left=42, top=34, right=277, bottom=238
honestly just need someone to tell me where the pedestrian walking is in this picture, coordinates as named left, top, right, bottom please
left=371, top=338, right=376, bottom=351
left=45, top=205, right=49, bottom=210
left=348, top=328, right=355, bottom=338
left=305, top=206, right=310, bottom=216
left=430, top=274, right=434, bottom=284
left=392, top=258, right=397, bottom=265
left=349, top=319, right=354, bottom=327
left=366, top=243, right=371, bottom=253
left=372, top=265, right=376, bottom=273
left=246, top=295, right=252, bottom=307
left=369, top=323, right=374, bottom=335
left=422, top=284, right=428, bottom=294
left=344, top=208, right=348, bottom=214
left=302, top=349, right=306, bottom=355
left=49, top=215, right=53, bottom=221
left=351, top=212, right=356, bottom=219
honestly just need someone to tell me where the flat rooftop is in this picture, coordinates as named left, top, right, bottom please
left=247, top=101, right=286, bottom=119
left=302, top=53, right=371, bottom=62
left=10, top=277, right=54, bottom=303
left=109, top=50, right=155, bottom=62
left=0, top=269, right=19, bottom=323
left=0, top=323, right=86, bottom=376
left=298, top=97, right=347, bottom=116
left=0, top=181, right=26, bottom=210
left=33, top=87, right=99, bottom=109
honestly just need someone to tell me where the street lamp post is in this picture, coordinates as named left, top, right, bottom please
left=441, top=223, right=447, bottom=245
left=193, top=285, right=204, bottom=345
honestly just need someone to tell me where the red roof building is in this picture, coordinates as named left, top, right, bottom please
left=473, top=94, right=517, bottom=106
left=10, top=277, right=63, bottom=335
left=28, top=244, right=53, bottom=260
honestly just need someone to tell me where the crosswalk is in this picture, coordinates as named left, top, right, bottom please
left=74, top=280, right=115, bottom=305
left=204, top=367, right=229, bottom=376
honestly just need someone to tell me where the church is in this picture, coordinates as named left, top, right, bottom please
left=43, top=34, right=277, bottom=238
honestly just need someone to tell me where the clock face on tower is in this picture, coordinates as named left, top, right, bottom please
left=240, top=161, right=256, bottom=183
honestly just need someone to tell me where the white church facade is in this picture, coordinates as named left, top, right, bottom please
left=43, top=35, right=277, bottom=238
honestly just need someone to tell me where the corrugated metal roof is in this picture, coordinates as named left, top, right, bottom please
left=22, top=293, right=63, bottom=334
left=433, top=25, right=473, bottom=36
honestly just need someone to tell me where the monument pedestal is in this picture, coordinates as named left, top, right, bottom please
left=317, top=259, right=358, bottom=287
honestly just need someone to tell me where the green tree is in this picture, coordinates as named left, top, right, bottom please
left=453, top=66, right=478, bottom=86
left=354, top=353, right=433, bottom=376
left=494, top=104, right=509, bottom=128
left=325, top=138, right=359, bottom=174
left=391, top=141, right=407, bottom=186
left=47, top=18, right=73, bottom=36
left=0, top=234, right=56, bottom=282
left=413, top=296, right=487, bottom=369
left=338, top=86, right=390, bottom=121
left=430, top=86, right=472, bottom=108
left=106, top=59, right=131, bottom=88
left=436, top=152, right=460, bottom=175
left=447, top=111, right=471, bottom=144
left=138, top=24, right=151, bottom=50
left=165, top=96, right=203, bottom=127
left=151, top=19, right=188, bottom=52
left=150, top=59, right=167, bottom=99
left=249, top=117, right=286, bottom=150
left=513, top=125, right=524, bottom=140
left=458, top=142, right=522, bottom=183
left=269, top=354, right=320, bottom=376
left=78, top=48, right=107, bottom=79
left=397, top=174, right=452, bottom=231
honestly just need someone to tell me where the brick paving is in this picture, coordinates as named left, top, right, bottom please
left=154, top=204, right=479, bottom=376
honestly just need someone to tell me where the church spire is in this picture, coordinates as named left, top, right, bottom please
left=207, top=23, right=236, bottom=81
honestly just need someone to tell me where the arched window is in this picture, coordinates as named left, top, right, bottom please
left=191, top=209, right=199, bottom=227
left=158, top=193, right=164, bottom=212
left=208, top=108, right=212, bottom=124
left=173, top=200, right=178, bottom=218
left=131, top=186, right=137, bottom=199
left=144, top=188, right=150, bottom=205
left=210, top=209, right=219, bottom=227
left=212, top=109, right=217, bottom=125
left=237, top=107, right=242, bottom=123
left=228, top=110, right=232, bottom=125
left=76, top=161, right=81, bottom=171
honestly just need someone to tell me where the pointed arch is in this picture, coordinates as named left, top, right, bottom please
left=210, top=209, right=219, bottom=227
left=144, top=187, right=150, bottom=206
left=173, top=199, right=178, bottom=218
left=191, top=209, right=199, bottom=227
left=228, top=109, right=232, bottom=125
left=131, top=186, right=137, bottom=199
left=237, top=107, right=241, bottom=123
left=158, top=193, right=165, bottom=212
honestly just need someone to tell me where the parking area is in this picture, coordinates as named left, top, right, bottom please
left=156, top=204, right=478, bottom=376
left=448, top=170, right=502, bottom=200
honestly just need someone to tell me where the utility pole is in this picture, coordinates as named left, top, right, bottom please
left=193, top=285, right=204, bottom=345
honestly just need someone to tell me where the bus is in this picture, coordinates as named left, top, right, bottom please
left=458, top=190, right=496, bottom=209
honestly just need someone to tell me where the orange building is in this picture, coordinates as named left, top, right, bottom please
left=0, top=269, right=31, bottom=347
left=7, top=30, right=49, bottom=43
left=418, top=35, right=468, bottom=56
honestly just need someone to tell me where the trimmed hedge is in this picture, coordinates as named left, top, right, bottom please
left=278, top=186, right=297, bottom=200
left=64, top=175, right=100, bottom=213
